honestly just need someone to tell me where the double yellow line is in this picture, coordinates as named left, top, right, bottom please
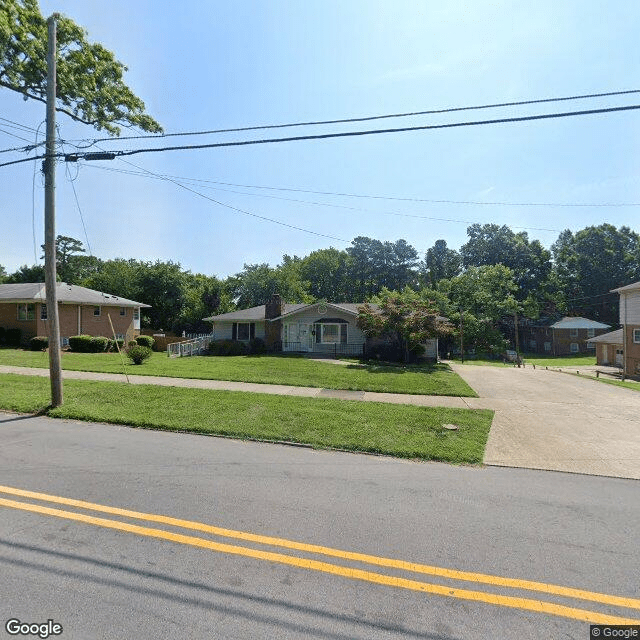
left=0, top=484, right=638, bottom=625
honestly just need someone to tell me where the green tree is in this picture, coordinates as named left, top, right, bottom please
left=6, top=263, right=46, bottom=282
left=0, top=265, right=7, bottom=283
left=439, top=265, right=519, bottom=354
left=357, top=287, right=451, bottom=363
left=552, top=224, right=640, bottom=324
left=39, top=235, right=102, bottom=284
left=421, top=239, right=462, bottom=287
left=228, top=262, right=312, bottom=309
left=299, top=248, right=351, bottom=301
left=1, top=0, right=161, bottom=134
left=177, top=273, right=234, bottom=333
left=460, top=224, right=552, bottom=301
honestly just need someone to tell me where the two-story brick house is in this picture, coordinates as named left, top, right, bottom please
left=519, top=316, right=610, bottom=356
left=612, top=281, right=640, bottom=376
left=0, top=282, right=150, bottom=347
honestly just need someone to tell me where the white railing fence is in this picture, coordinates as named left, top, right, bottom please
left=167, top=334, right=214, bottom=358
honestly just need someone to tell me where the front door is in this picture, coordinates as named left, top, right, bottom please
left=283, top=323, right=313, bottom=352
left=602, top=345, right=609, bottom=364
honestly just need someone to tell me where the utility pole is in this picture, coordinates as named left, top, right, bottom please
left=459, top=307, right=464, bottom=364
left=44, top=14, right=63, bottom=407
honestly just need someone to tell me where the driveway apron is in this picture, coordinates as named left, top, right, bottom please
left=449, top=363, right=640, bottom=479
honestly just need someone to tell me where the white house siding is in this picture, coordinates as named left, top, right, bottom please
left=213, top=320, right=265, bottom=341
left=281, top=306, right=366, bottom=353
left=620, top=291, right=640, bottom=324
left=422, top=339, right=438, bottom=359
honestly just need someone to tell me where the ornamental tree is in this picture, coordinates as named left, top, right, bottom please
left=357, top=287, right=451, bottom=363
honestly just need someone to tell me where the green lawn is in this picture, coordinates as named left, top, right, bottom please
left=448, top=353, right=597, bottom=368
left=0, top=374, right=493, bottom=463
left=0, top=349, right=476, bottom=397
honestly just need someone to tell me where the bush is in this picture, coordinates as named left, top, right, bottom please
left=5, top=328, right=21, bottom=346
left=30, top=336, right=49, bottom=351
left=366, top=342, right=403, bottom=363
left=207, top=339, right=248, bottom=356
left=68, top=335, right=93, bottom=352
left=108, top=338, right=125, bottom=352
left=135, top=335, right=155, bottom=349
left=126, top=344, right=152, bottom=365
left=248, top=337, right=266, bottom=354
left=90, top=336, right=109, bottom=352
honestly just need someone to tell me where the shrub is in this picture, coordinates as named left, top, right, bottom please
left=126, top=344, right=152, bottom=365
left=207, top=339, right=248, bottom=356
left=5, top=328, right=21, bottom=346
left=0, top=327, right=5, bottom=344
left=248, top=337, right=266, bottom=355
left=68, top=335, right=93, bottom=352
left=90, top=336, right=109, bottom=352
left=136, top=335, right=155, bottom=349
left=108, top=338, right=125, bottom=352
left=128, top=340, right=137, bottom=347
left=366, top=342, right=403, bottom=363
left=30, top=336, right=49, bottom=351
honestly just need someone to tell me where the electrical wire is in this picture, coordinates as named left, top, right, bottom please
left=0, top=127, right=34, bottom=144
left=101, top=151, right=350, bottom=243
left=82, top=163, right=640, bottom=210
left=83, top=162, right=563, bottom=232
left=62, top=88, right=640, bottom=145
left=4, top=101, right=640, bottom=170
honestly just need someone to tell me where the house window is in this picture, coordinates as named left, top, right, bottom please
left=40, top=304, right=47, bottom=320
left=93, top=306, right=101, bottom=317
left=17, top=303, right=35, bottom=321
left=570, top=328, right=578, bottom=337
left=587, top=342, right=596, bottom=349
left=314, top=321, right=348, bottom=344
left=529, top=340, right=536, bottom=349
left=544, top=342, right=551, bottom=352
left=632, top=328, right=640, bottom=343
left=570, top=342, right=579, bottom=353
left=120, top=307, right=127, bottom=316
left=232, top=322, right=255, bottom=341
left=133, top=308, right=140, bottom=321
left=61, top=337, right=69, bottom=347
left=587, top=328, right=595, bottom=338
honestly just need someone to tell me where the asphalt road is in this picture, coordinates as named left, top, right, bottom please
left=1, top=412, right=639, bottom=639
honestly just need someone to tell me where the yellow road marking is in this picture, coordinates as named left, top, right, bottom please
left=0, top=496, right=639, bottom=625
left=0, top=484, right=638, bottom=612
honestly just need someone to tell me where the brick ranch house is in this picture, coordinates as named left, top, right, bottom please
left=519, top=316, right=610, bottom=356
left=0, top=282, right=150, bottom=346
left=204, top=294, right=441, bottom=359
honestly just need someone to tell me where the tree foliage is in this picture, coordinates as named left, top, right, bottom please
left=421, top=239, right=461, bottom=287
left=0, top=0, right=161, bottom=134
left=357, top=287, right=451, bottom=362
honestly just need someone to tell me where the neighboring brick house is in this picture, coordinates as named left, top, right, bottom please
left=611, top=280, right=640, bottom=376
left=203, top=294, right=442, bottom=359
left=0, top=282, right=150, bottom=346
left=586, top=328, right=624, bottom=367
left=519, top=316, right=610, bottom=356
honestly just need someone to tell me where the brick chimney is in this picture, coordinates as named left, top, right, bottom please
left=265, top=294, right=284, bottom=349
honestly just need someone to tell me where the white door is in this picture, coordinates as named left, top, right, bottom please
left=602, top=345, right=609, bottom=364
left=284, top=323, right=312, bottom=352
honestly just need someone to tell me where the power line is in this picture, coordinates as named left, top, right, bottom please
left=78, top=103, right=640, bottom=160
left=83, top=163, right=640, bottom=210
left=0, top=127, right=34, bottom=144
left=105, top=152, right=350, bottom=243
left=4, top=101, right=640, bottom=170
left=0, top=116, right=40, bottom=133
left=63, top=88, right=640, bottom=145
left=84, top=162, right=563, bottom=232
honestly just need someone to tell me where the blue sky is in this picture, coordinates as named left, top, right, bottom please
left=1, top=0, right=639, bottom=278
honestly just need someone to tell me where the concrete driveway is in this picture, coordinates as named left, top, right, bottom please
left=449, top=363, right=640, bottom=480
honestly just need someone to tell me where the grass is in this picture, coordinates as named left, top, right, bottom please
left=448, top=353, right=597, bottom=368
left=0, top=374, right=493, bottom=463
left=0, top=348, right=477, bottom=397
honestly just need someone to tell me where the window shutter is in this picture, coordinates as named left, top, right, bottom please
left=232, top=323, right=237, bottom=340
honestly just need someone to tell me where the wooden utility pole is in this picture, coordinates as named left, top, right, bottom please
left=44, top=14, right=63, bottom=407
left=459, top=307, right=464, bottom=364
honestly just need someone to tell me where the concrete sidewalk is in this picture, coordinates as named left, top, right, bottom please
left=0, top=365, right=475, bottom=408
